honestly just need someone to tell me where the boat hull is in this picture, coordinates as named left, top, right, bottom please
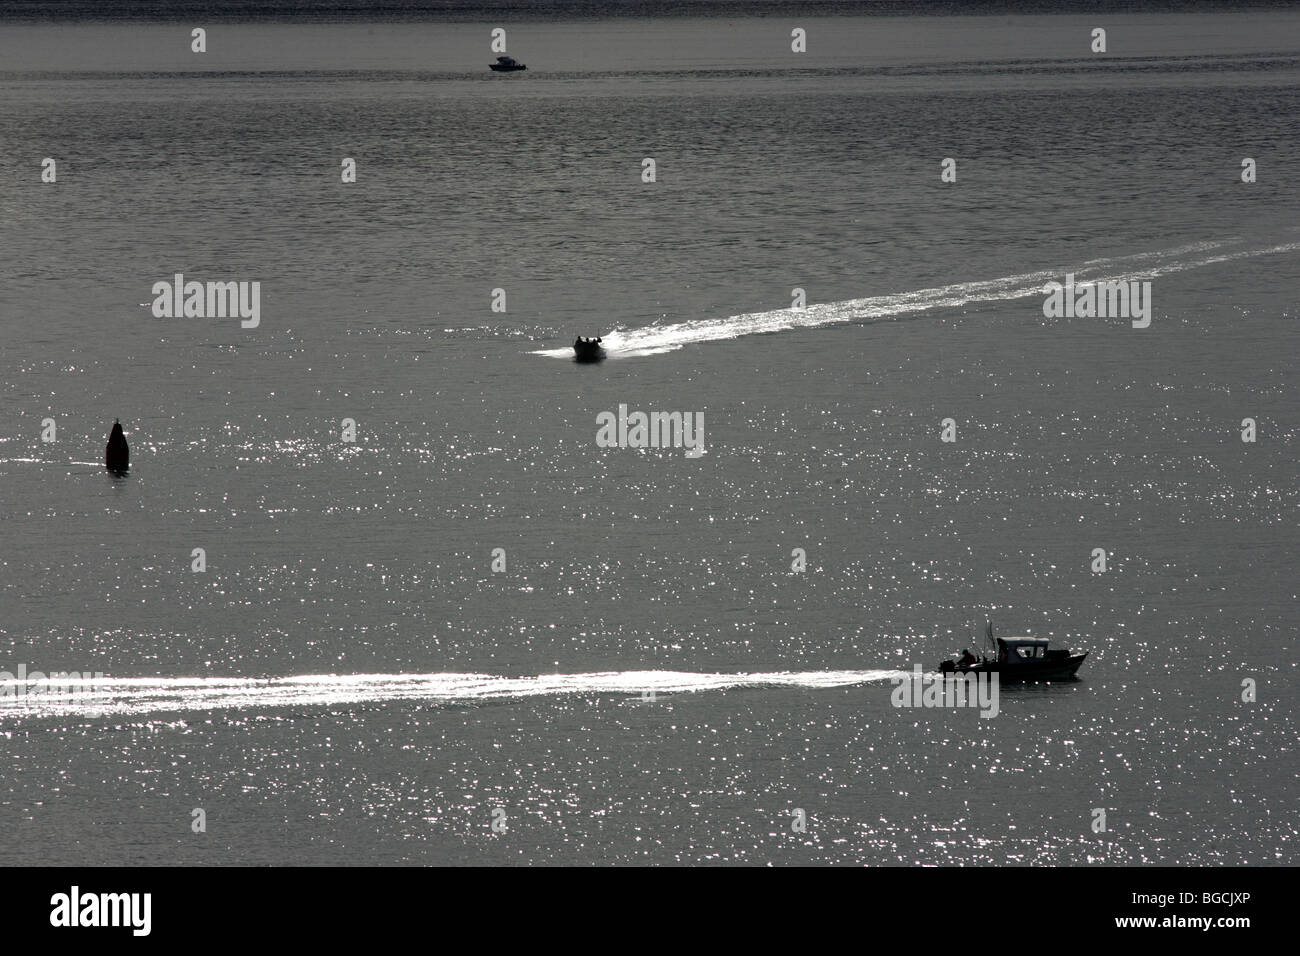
left=574, top=342, right=606, bottom=363
left=489, top=64, right=526, bottom=72
left=939, top=652, right=1087, bottom=683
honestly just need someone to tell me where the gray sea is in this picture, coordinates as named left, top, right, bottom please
left=0, top=8, right=1297, bottom=865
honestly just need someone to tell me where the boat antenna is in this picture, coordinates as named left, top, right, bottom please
left=985, top=618, right=994, bottom=658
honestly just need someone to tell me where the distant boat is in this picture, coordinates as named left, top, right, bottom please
left=105, top=419, right=129, bottom=474
left=489, top=56, right=527, bottom=72
left=573, top=336, right=605, bottom=362
left=939, top=621, right=1087, bottom=682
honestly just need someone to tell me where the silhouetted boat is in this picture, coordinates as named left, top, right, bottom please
left=574, top=337, right=605, bottom=362
left=939, top=622, right=1087, bottom=682
left=489, top=56, right=527, bottom=72
left=105, top=419, right=129, bottom=474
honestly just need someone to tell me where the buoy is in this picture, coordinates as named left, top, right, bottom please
left=105, top=419, right=129, bottom=473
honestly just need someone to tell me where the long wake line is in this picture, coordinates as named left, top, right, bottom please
left=533, top=237, right=1300, bottom=358
left=0, top=669, right=905, bottom=719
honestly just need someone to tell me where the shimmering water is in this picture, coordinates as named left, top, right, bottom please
left=0, top=11, right=1297, bottom=865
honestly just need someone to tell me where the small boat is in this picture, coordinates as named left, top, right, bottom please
left=939, top=622, right=1087, bottom=683
left=105, top=418, right=129, bottom=474
left=574, top=336, right=605, bottom=363
left=489, top=56, right=527, bottom=72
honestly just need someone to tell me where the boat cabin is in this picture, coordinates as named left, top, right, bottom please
left=997, top=637, right=1049, bottom=662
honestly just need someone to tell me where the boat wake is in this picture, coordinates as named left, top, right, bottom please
left=0, top=668, right=906, bottom=719
left=0, top=457, right=104, bottom=468
left=531, top=237, right=1300, bottom=358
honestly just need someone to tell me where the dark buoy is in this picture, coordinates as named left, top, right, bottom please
left=105, top=419, right=129, bottom=474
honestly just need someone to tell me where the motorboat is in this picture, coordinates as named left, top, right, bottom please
left=574, top=336, right=606, bottom=362
left=490, top=56, right=527, bottom=72
left=939, top=622, right=1087, bottom=682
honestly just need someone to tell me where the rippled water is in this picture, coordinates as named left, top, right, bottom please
left=0, top=11, right=1297, bottom=865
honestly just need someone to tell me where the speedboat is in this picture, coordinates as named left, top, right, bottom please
left=574, top=337, right=606, bottom=362
left=939, top=623, right=1087, bottom=683
left=489, top=56, right=527, bottom=72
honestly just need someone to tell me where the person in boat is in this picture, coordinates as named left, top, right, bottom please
left=595, top=336, right=602, bottom=344
left=958, top=649, right=977, bottom=667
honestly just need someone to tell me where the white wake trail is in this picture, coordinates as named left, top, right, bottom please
left=0, top=668, right=906, bottom=719
left=532, top=238, right=1297, bottom=358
